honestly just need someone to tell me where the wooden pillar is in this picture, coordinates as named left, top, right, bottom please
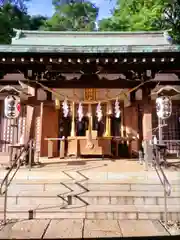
left=70, top=101, right=76, bottom=137
left=39, top=102, right=59, bottom=157
left=104, top=102, right=112, bottom=137
left=25, top=106, right=34, bottom=142
left=25, top=86, right=37, bottom=143
left=124, top=104, right=139, bottom=157
left=120, top=105, right=125, bottom=138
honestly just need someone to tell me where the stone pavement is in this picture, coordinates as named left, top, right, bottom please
left=0, top=219, right=170, bottom=238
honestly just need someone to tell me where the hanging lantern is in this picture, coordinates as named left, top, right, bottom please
left=96, top=102, right=103, bottom=122
left=4, top=95, right=21, bottom=119
left=62, top=99, right=69, bottom=118
left=156, top=96, right=172, bottom=120
left=114, top=98, right=121, bottom=118
left=77, top=102, right=83, bottom=122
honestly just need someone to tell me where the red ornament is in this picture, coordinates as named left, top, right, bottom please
left=17, top=103, right=21, bottom=112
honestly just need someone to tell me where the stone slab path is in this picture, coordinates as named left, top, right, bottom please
left=0, top=219, right=170, bottom=238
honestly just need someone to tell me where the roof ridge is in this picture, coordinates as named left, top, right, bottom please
left=13, top=28, right=165, bottom=35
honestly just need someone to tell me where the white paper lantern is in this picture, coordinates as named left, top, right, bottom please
left=156, top=96, right=172, bottom=120
left=4, top=95, right=21, bottom=119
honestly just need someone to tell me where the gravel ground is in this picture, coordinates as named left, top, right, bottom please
left=161, top=221, right=180, bottom=235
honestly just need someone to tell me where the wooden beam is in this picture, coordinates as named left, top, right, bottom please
left=0, top=80, right=19, bottom=85
left=26, top=80, right=180, bottom=89
left=1, top=78, right=180, bottom=89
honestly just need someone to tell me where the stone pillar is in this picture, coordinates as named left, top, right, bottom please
left=142, top=87, right=153, bottom=169
left=142, top=105, right=152, bottom=141
left=39, top=103, right=59, bottom=157
left=142, top=86, right=152, bottom=141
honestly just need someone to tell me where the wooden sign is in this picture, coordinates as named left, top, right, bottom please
left=84, top=88, right=96, bottom=101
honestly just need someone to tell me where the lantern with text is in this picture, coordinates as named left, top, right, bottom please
left=4, top=95, right=21, bottom=119
left=156, top=96, right=172, bottom=120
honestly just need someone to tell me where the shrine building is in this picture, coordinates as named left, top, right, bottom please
left=0, top=29, right=180, bottom=162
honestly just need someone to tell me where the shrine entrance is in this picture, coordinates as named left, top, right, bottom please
left=43, top=88, right=134, bottom=159
left=0, top=30, right=180, bottom=162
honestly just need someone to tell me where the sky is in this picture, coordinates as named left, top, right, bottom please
left=27, top=0, right=116, bottom=20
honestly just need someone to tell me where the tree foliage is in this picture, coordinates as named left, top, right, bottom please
left=0, top=0, right=180, bottom=44
left=99, top=0, right=166, bottom=31
left=163, top=0, right=180, bottom=43
left=43, top=1, right=98, bottom=31
left=99, top=0, right=180, bottom=43
left=0, top=1, right=47, bottom=44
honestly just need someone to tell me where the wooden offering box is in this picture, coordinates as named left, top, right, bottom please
left=67, top=136, right=112, bottom=157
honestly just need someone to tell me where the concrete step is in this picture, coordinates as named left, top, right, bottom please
left=0, top=204, right=179, bottom=221
left=0, top=190, right=180, bottom=206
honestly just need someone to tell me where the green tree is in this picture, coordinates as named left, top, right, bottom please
left=163, top=0, right=180, bottom=43
left=29, top=15, right=48, bottom=30
left=0, top=0, right=30, bottom=11
left=99, top=0, right=180, bottom=43
left=43, top=1, right=98, bottom=31
left=0, top=1, right=47, bottom=44
left=99, top=0, right=166, bottom=31
left=0, top=4, right=14, bottom=44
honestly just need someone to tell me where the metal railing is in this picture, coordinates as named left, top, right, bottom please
left=0, top=139, right=33, bottom=225
left=152, top=144, right=171, bottom=229
left=162, top=140, right=180, bottom=157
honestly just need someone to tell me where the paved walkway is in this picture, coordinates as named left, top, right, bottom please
left=0, top=219, right=169, bottom=238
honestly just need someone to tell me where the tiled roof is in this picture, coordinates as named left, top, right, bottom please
left=0, top=29, right=179, bottom=53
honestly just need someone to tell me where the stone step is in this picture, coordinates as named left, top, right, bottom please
left=0, top=204, right=179, bottom=221
left=2, top=178, right=180, bottom=184
left=0, top=190, right=179, bottom=206
left=2, top=181, right=180, bottom=193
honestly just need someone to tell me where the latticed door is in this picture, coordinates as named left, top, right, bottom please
left=152, top=104, right=180, bottom=154
left=0, top=100, right=26, bottom=152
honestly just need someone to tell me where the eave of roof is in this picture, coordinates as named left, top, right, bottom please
left=0, top=44, right=179, bottom=53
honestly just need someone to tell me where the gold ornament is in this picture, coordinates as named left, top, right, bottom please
left=55, top=98, right=60, bottom=110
